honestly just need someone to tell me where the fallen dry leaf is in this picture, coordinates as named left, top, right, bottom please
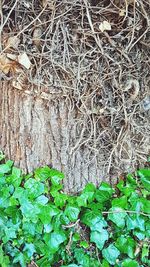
left=18, top=52, right=31, bottom=69
left=7, top=53, right=18, bottom=61
left=119, top=9, right=126, bottom=17
left=42, top=0, right=55, bottom=9
left=33, top=27, right=42, bottom=48
left=127, top=0, right=135, bottom=4
left=0, top=54, right=19, bottom=74
left=24, top=1, right=30, bottom=8
left=12, top=72, right=28, bottom=90
left=6, top=36, right=20, bottom=49
left=99, top=21, right=111, bottom=32
left=42, top=0, right=48, bottom=7
left=124, top=79, right=140, bottom=100
left=12, top=80, right=23, bottom=90
left=0, top=55, right=10, bottom=74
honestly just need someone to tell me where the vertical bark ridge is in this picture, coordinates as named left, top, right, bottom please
left=0, top=82, right=108, bottom=192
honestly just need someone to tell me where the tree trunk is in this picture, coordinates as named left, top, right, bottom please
left=0, top=82, right=109, bottom=192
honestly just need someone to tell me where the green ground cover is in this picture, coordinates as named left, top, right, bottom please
left=0, top=152, right=149, bottom=267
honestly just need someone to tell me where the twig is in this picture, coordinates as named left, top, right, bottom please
left=83, top=0, right=104, bottom=55
left=102, top=210, right=150, bottom=217
left=0, top=0, right=3, bottom=51
left=0, top=2, right=48, bottom=55
left=62, top=219, right=80, bottom=229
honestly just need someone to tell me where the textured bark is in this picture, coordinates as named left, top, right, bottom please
left=0, top=82, right=109, bottom=192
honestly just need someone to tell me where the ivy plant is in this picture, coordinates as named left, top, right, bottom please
left=0, top=156, right=149, bottom=267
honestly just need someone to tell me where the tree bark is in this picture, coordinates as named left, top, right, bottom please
left=0, top=82, right=109, bottom=192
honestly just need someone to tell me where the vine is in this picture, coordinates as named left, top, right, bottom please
left=0, top=153, right=149, bottom=267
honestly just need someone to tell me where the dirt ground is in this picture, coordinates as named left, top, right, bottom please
left=0, top=0, right=150, bottom=191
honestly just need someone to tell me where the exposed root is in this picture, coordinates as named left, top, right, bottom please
left=0, top=0, right=150, bottom=186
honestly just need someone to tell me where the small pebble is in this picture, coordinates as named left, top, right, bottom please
left=142, top=96, right=150, bottom=111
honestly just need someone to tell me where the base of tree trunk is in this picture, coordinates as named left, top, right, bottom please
left=0, top=82, right=112, bottom=192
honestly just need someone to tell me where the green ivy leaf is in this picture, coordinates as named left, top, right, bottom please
left=108, top=207, right=127, bottom=228
left=8, top=196, right=19, bottom=206
left=23, top=243, right=36, bottom=258
left=122, top=259, right=139, bottom=267
left=127, top=174, right=137, bottom=186
left=0, top=173, right=6, bottom=187
left=20, top=199, right=40, bottom=221
left=117, top=180, right=136, bottom=197
left=76, top=193, right=91, bottom=207
left=22, top=221, right=36, bottom=236
left=80, top=241, right=89, bottom=249
left=34, top=166, right=52, bottom=181
left=115, top=235, right=136, bottom=258
left=102, top=244, right=120, bottom=265
left=0, top=245, right=10, bottom=267
left=77, top=183, right=96, bottom=207
left=90, top=229, right=108, bottom=250
left=126, top=214, right=145, bottom=231
left=12, top=251, right=27, bottom=267
left=36, top=255, right=53, bottom=267
left=145, top=221, right=150, bottom=238
left=81, top=209, right=107, bottom=231
left=87, top=202, right=103, bottom=211
left=51, top=212, right=69, bottom=230
left=39, top=204, right=60, bottom=224
left=44, top=223, right=53, bottom=233
left=141, top=243, right=149, bottom=261
left=6, top=167, right=22, bottom=187
left=0, top=160, right=13, bottom=174
left=34, top=239, right=49, bottom=256
left=49, top=169, right=65, bottom=185
left=54, top=193, right=68, bottom=208
left=112, top=196, right=128, bottom=209
left=5, top=206, right=19, bottom=220
left=35, top=195, right=49, bottom=205
left=50, top=184, right=63, bottom=197
left=128, top=192, right=150, bottom=214
left=64, top=205, right=80, bottom=222
left=24, top=178, right=45, bottom=199
left=133, top=230, right=145, bottom=240
left=44, top=231, right=66, bottom=253
left=101, top=259, right=110, bottom=267
left=13, top=187, right=26, bottom=200
left=74, top=248, right=90, bottom=266
left=3, top=224, right=19, bottom=243
left=95, top=182, right=114, bottom=204
left=83, top=183, right=96, bottom=194
left=0, top=187, right=10, bottom=208
left=35, top=167, right=64, bottom=185
left=137, top=198, right=150, bottom=214
left=73, top=233, right=80, bottom=242
left=137, top=169, right=150, bottom=191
